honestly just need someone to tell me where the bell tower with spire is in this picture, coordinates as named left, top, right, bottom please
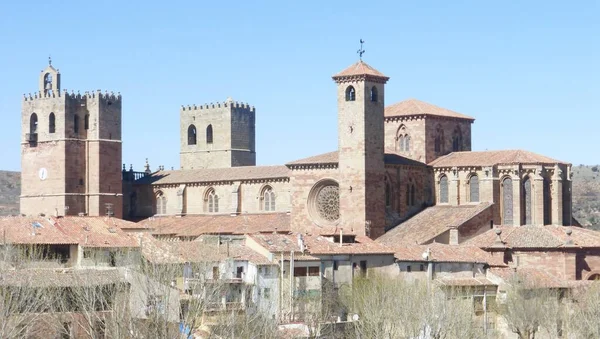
left=332, top=53, right=389, bottom=238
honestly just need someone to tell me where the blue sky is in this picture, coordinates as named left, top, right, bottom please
left=0, top=0, right=598, bottom=171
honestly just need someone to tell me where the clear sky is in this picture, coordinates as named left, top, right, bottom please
left=0, top=0, right=598, bottom=172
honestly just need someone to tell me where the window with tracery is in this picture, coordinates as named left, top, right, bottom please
left=206, top=188, right=219, bottom=213
left=345, top=86, right=356, bottom=101
left=439, top=175, right=449, bottom=203
left=262, top=186, right=276, bottom=211
left=397, top=126, right=410, bottom=152
left=156, top=192, right=167, bottom=215
left=502, top=177, right=513, bottom=225
left=523, top=177, right=532, bottom=225
left=316, top=185, right=339, bottom=222
left=469, top=174, right=479, bottom=202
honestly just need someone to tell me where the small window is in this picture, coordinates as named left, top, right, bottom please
left=73, top=115, right=80, bottom=134
left=407, top=265, right=412, bottom=272
left=84, top=114, right=90, bottom=130
left=370, top=86, right=378, bottom=102
left=206, top=124, right=213, bottom=144
left=294, top=267, right=307, bottom=277
left=333, top=260, right=338, bottom=271
left=308, top=266, right=320, bottom=276
left=187, top=125, right=197, bottom=145
left=49, top=113, right=56, bottom=134
left=263, top=288, right=271, bottom=299
left=345, top=86, right=356, bottom=101
left=419, top=264, right=424, bottom=271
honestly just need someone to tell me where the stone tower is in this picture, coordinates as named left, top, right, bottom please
left=333, top=61, right=389, bottom=238
left=180, top=98, right=256, bottom=169
left=20, top=60, right=123, bottom=218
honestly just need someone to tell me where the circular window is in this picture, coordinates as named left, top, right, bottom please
left=309, top=180, right=340, bottom=225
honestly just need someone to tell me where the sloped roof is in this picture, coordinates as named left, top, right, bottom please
left=139, top=213, right=291, bottom=237
left=377, top=203, right=493, bottom=246
left=463, top=225, right=600, bottom=249
left=0, top=216, right=78, bottom=245
left=436, top=277, right=497, bottom=287
left=332, top=61, right=389, bottom=81
left=488, top=267, right=591, bottom=289
left=385, top=99, right=474, bottom=120
left=0, top=269, right=126, bottom=288
left=287, top=151, right=427, bottom=167
left=394, top=243, right=505, bottom=266
left=430, top=150, right=567, bottom=167
left=137, top=165, right=289, bottom=185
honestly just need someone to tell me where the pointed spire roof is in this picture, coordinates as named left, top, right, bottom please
left=332, top=61, right=389, bottom=83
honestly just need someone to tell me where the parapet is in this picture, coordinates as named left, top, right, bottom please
left=181, top=98, right=255, bottom=114
left=24, top=89, right=122, bottom=103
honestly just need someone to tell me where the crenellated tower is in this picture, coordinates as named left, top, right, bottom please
left=180, top=97, right=256, bottom=169
left=333, top=61, right=389, bottom=238
left=20, top=60, right=123, bottom=218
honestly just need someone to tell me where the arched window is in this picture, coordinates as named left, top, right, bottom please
left=397, top=125, right=410, bottom=152
left=261, top=186, right=276, bottom=211
left=406, top=184, right=410, bottom=206
left=187, top=125, right=197, bottom=145
left=452, top=126, right=463, bottom=152
left=370, top=86, right=378, bottom=102
left=543, top=177, right=552, bottom=225
left=469, top=174, right=479, bottom=202
left=410, top=184, right=416, bottom=206
left=206, top=124, right=213, bottom=144
left=73, top=115, right=80, bottom=134
left=44, top=73, right=52, bottom=94
left=502, top=177, right=513, bottom=225
left=439, top=175, right=449, bottom=203
left=49, top=113, right=55, bottom=134
left=405, top=135, right=410, bottom=152
left=398, top=135, right=405, bottom=152
left=84, top=114, right=90, bottom=130
left=434, top=125, right=444, bottom=154
left=523, top=177, right=532, bottom=225
left=156, top=191, right=167, bottom=215
left=345, top=86, right=356, bottom=101
left=29, top=113, right=38, bottom=134
left=205, top=188, right=219, bottom=213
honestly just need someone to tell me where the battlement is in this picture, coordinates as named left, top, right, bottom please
left=181, top=98, right=255, bottom=113
left=24, top=89, right=122, bottom=103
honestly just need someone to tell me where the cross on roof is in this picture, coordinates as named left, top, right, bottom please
left=357, top=39, right=365, bottom=60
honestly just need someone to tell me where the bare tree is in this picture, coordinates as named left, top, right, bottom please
left=567, top=281, right=600, bottom=338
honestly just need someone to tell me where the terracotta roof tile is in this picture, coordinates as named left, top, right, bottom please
left=0, top=216, right=78, bottom=245
left=287, top=151, right=426, bottom=167
left=332, top=61, right=389, bottom=81
left=488, top=267, right=580, bottom=289
left=393, top=243, right=505, bottom=266
left=385, top=99, right=474, bottom=120
left=436, top=277, right=497, bottom=287
left=137, top=165, right=289, bottom=185
left=430, top=150, right=568, bottom=167
left=0, top=268, right=126, bottom=288
left=463, top=225, right=600, bottom=249
left=140, top=213, right=291, bottom=237
left=377, top=203, right=493, bottom=246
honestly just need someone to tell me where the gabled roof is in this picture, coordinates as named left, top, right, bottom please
left=463, top=225, right=600, bottom=249
left=140, top=213, right=291, bottom=237
left=430, top=150, right=567, bottom=167
left=385, top=99, right=474, bottom=120
left=137, top=165, right=290, bottom=185
left=332, top=61, right=389, bottom=82
left=394, top=243, right=506, bottom=266
left=286, top=151, right=427, bottom=167
left=377, top=203, right=493, bottom=246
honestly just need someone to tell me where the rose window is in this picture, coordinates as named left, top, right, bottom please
left=316, top=185, right=339, bottom=222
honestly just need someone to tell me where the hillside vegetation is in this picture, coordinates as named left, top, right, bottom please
left=0, top=167, right=599, bottom=228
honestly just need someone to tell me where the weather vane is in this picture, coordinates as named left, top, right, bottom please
left=357, top=39, right=365, bottom=60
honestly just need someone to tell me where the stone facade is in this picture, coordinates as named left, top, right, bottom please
left=20, top=63, right=123, bottom=218
left=180, top=98, right=256, bottom=170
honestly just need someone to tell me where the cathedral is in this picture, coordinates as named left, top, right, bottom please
left=20, top=58, right=574, bottom=243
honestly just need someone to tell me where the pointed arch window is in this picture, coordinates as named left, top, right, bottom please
left=543, top=177, right=552, bottom=225
left=345, top=86, right=356, bottom=101
left=49, top=113, right=55, bottom=134
left=502, top=177, right=513, bottom=225
left=439, top=175, right=449, bottom=203
left=30, top=113, right=38, bottom=134
left=187, top=125, right=197, bottom=145
left=523, top=177, right=532, bottom=225
left=370, top=86, right=378, bottom=102
left=73, top=115, right=80, bottom=134
left=206, top=124, right=213, bottom=144
left=156, top=191, right=167, bottom=215
left=397, top=126, right=410, bottom=152
left=452, top=126, right=463, bottom=152
left=469, top=174, right=479, bottom=202
left=206, top=188, right=219, bottom=213
left=261, top=186, right=276, bottom=211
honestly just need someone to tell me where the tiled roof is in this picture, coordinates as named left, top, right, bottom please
left=488, top=267, right=590, bottom=289
left=0, top=216, right=139, bottom=247
left=332, top=61, right=389, bottom=80
left=287, top=151, right=427, bottom=167
left=430, top=150, right=568, bottom=167
left=0, top=269, right=126, bottom=287
left=385, top=99, right=474, bottom=120
left=463, top=225, right=600, bottom=249
left=138, top=234, right=272, bottom=265
left=393, top=243, right=505, bottom=266
left=377, top=203, right=493, bottom=246
left=137, top=165, right=290, bottom=185
left=140, top=213, right=291, bottom=237
left=436, top=277, right=497, bottom=287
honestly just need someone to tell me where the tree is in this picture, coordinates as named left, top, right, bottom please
left=567, top=282, right=600, bottom=338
